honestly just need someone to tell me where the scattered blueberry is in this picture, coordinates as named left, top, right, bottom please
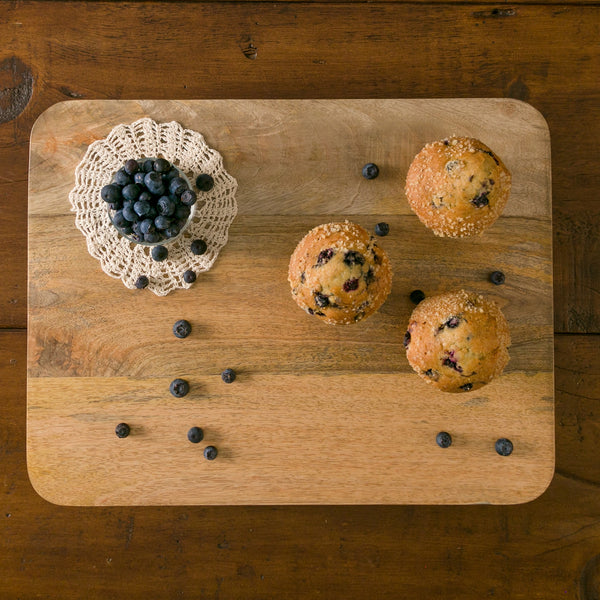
left=196, top=173, right=214, bottom=192
left=410, top=290, right=426, bottom=304
left=190, top=239, right=207, bottom=255
left=489, top=270, right=506, bottom=285
left=495, top=438, right=513, bottom=456
left=403, top=331, right=411, bottom=349
left=362, top=163, right=379, bottom=179
left=170, top=378, right=190, bottom=398
left=183, top=270, right=196, bottom=284
left=151, top=245, right=168, bottom=262
left=374, top=222, right=389, bottom=236
left=204, top=446, right=218, bottom=460
left=436, top=431, right=452, bottom=448
left=115, top=423, right=130, bottom=438
left=134, top=275, right=149, bottom=289
left=221, top=368, right=236, bottom=384
left=187, top=426, right=204, bottom=444
left=101, top=184, right=121, bottom=204
left=173, top=319, right=192, bottom=339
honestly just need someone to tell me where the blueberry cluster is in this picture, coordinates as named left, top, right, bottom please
left=102, top=158, right=197, bottom=244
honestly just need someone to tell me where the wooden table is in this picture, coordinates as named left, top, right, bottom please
left=2, top=1, right=599, bottom=597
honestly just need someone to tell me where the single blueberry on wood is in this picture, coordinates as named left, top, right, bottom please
left=495, top=438, right=513, bottom=456
left=151, top=245, right=168, bottom=262
left=187, top=427, right=204, bottom=444
left=173, top=319, right=192, bottom=338
left=374, top=222, right=389, bottom=236
left=362, top=163, right=379, bottom=179
left=410, top=290, right=426, bottom=304
left=436, top=431, right=452, bottom=448
left=115, top=423, right=130, bottom=438
left=221, top=368, right=236, bottom=383
left=196, top=173, right=214, bottom=192
left=489, top=271, right=506, bottom=285
left=204, top=445, right=218, bottom=460
left=170, top=378, right=190, bottom=398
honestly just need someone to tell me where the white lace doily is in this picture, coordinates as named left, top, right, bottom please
left=69, top=118, right=238, bottom=296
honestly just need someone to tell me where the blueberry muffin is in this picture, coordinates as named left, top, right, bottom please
left=404, top=136, right=511, bottom=237
left=404, top=290, right=510, bottom=392
left=288, top=221, right=393, bottom=325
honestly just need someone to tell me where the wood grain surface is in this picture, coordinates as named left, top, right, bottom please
left=27, top=99, right=553, bottom=505
left=1, top=0, right=599, bottom=596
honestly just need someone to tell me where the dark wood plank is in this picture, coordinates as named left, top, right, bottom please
left=0, top=2, right=597, bottom=330
left=3, top=330, right=600, bottom=597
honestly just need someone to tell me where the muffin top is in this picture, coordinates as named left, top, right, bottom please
left=288, top=221, right=392, bottom=325
left=404, top=289, right=511, bottom=392
left=404, top=136, right=511, bottom=237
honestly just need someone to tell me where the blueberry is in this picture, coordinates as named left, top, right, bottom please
left=343, top=278, right=359, bottom=292
left=144, top=171, right=165, bottom=195
left=203, top=445, right=218, bottom=460
left=134, top=275, right=149, bottom=289
left=170, top=378, right=190, bottom=398
left=471, top=192, right=490, bottom=208
left=495, top=438, right=513, bottom=456
left=460, top=383, right=473, bottom=391
left=124, top=158, right=140, bottom=175
left=144, top=232, right=161, bottom=244
left=153, top=158, right=171, bottom=173
left=343, top=251, right=365, bottom=267
left=196, top=173, right=214, bottom=192
left=316, top=248, right=334, bottom=265
left=120, top=226, right=133, bottom=235
left=134, top=199, right=151, bottom=217
left=108, top=200, right=123, bottom=211
left=183, top=270, right=196, bottom=284
left=314, top=292, right=329, bottom=308
left=489, top=270, right=505, bottom=285
left=173, top=319, right=192, bottom=338
left=365, top=267, right=376, bottom=286
left=165, top=224, right=181, bottom=239
left=164, top=166, right=180, bottom=181
left=175, top=204, right=191, bottom=220
left=138, top=190, right=152, bottom=203
left=221, top=368, right=236, bottom=383
left=157, top=196, right=175, bottom=216
left=190, top=239, right=207, bottom=255
left=180, top=189, right=197, bottom=206
left=131, top=221, right=143, bottom=237
left=187, top=426, right=204, bottom=443
left=154, top=215, right=171, bottom=231
left=140, top=218, right=155, bottom=235
left=445, top=317, right=460, bottom=328
left=169, top=177, right=188, bottom=196
left=114, top=168, right=131, bottom=186
left=101, top=184, right=122, bottom=204
left=142, top=159, right=154, bottom=173
left=133, top=172, right=145, bottom=185
left=436, top=431, right=452, bottom=448
left=362, top=163, right=379, bottom=179
left=122, top=205, right=139, bottom=223
left=374, top=222, right=389, bottom=236
left=410, top=290, right=425, bottom=304
left=403, top=331, right=411, bottom=349
left=151, top=245, right=168, bottom=262
left=115, top=423, right=130, bottom=438
left=111, top=210, right=129, bottom=229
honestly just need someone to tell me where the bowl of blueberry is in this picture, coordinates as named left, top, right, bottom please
left=101, top=157, right=199, bottom=246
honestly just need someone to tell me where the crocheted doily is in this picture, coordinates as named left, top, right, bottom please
left=69, top=118, right=238, bottom=296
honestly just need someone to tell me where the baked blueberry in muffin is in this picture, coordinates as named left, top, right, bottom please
left=404, top=137, right=511, bottom=237
left=288, top=221, right=393, bottom=325
left=404, top=289, right=510, bottom=392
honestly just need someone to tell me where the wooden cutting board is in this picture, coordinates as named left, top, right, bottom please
left=27, top=99, right=554, bottom=505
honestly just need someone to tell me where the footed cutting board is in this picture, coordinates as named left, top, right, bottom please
left=27, top=99, right=553, bottom=505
